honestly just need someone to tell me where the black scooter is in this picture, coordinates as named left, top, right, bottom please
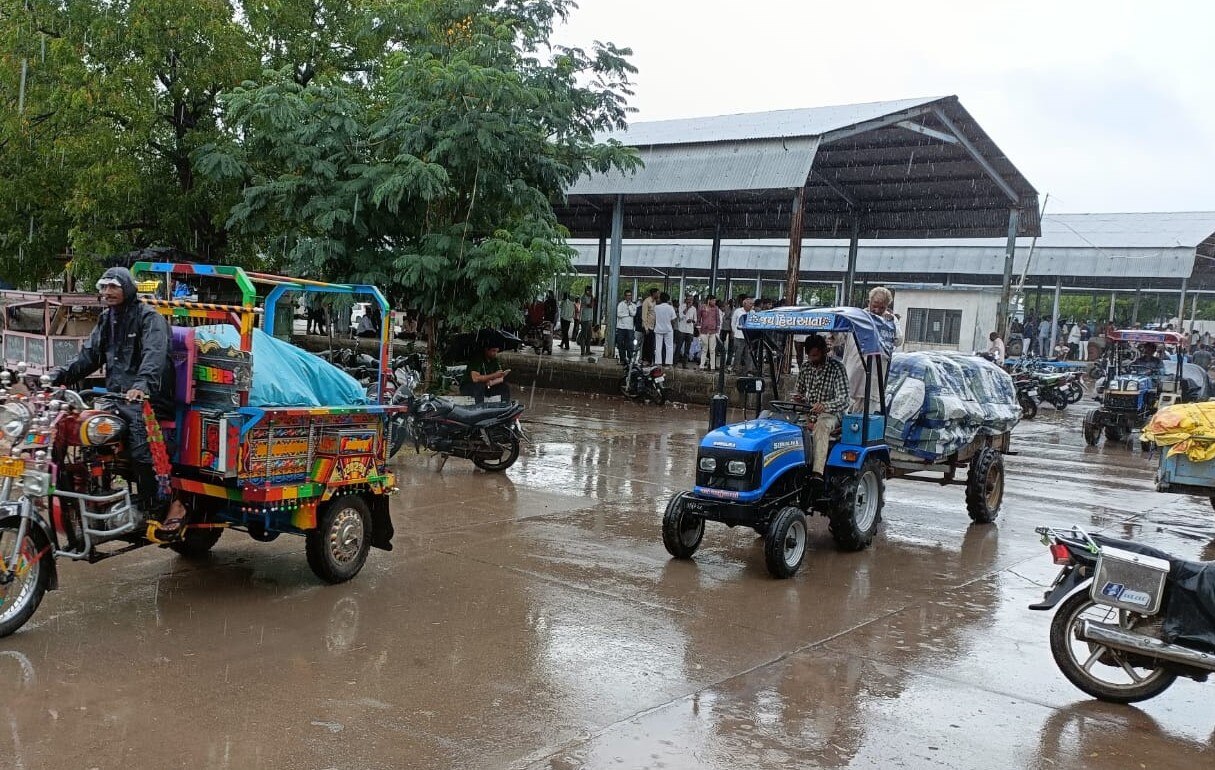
left=1029, top=526, right=1215, bottom=703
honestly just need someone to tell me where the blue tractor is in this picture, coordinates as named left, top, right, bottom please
left=662, top=307, right=895, bottom=578
left=1084, top=329, right=1188, bottom=447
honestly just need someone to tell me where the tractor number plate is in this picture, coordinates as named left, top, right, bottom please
left=1027, top=390, right=1037, bottom=397
left=0, top=457, right=24, bottom=478
left=654, top=376, right=665, bottom=384
left=685, top=499, right=709, bottom=514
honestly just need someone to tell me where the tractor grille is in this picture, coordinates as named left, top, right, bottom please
left=695, top=449, right=762, bottom=493
left=1104, top=393, right=1141, bottom=412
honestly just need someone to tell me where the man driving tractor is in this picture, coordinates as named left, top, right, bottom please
left=792, top=335, right=850, bottom=484
left=51, top=267, right=179, bottom=526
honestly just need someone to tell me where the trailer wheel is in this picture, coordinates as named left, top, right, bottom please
left=306, top=496, right=372, bottom=584
left=764, top=506, right=808, bottom=578
left=661, top=492, right=704, bottom=559
left=965, top=447, right=1004, bottom=524
left=828, top=458, right=885, bottom=552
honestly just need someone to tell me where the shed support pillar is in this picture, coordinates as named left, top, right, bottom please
left=997, top=208, right=1020, bottom=337
left=785, top=186, right=806, bottom=309
left=1191, top=293, right=1199, bottom=334
left=603, top=195, right=624, bottom=359
left=1179, top=278, right=1189, bottom=332
left=1132, top=288, right=1142, bottom=325
left=1049, top=278, right=1062, bottom=355
left=844, top=219, right=860, bottom=307
left=595, top=222, right=609, bottom=324
left=1109, top=291, right=1116, bottom=322
left=708, top=221, right=722, bottom=299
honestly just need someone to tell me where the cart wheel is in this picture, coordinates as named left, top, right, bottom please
left=0, top=522, right=52, bottom=638
left=168, top=526, right=223, bottom=558
left=1083, top=414, right=1101, bottom=446
left=1140, top=440, right=1153, bottom=454
left=662, top=492, right=704, bottom=559
left=828, top=458, right=885, bottom=552
left=764, top=506, right=808, bottom=578
left=965, top=447, right=1004, bottom=524
left=1104, top=426, right=1126, bottom=442
left=306, top=495, right=372, bottom=584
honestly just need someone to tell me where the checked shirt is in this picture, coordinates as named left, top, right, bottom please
left=795, top=358, right=849, bottom=417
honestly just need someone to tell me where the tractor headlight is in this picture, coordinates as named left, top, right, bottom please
left=81, top=414, right=124, bottom=445
left=1125, top=381, right=1139, bottom=392
left=726, top=460, right=748, bottom=476
left=0, top=402, right=31, bottom=441
left=699, top=457, right=717, bottom=472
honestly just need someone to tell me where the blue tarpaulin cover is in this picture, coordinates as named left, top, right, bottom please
left=885, top=351, right=1019, bottom=459
left=194, top=325, right=367, bottom=407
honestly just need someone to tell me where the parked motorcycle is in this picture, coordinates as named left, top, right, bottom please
left=1034, top=371, right=1080, bottom=410
left=388, top=391, right=525, bottom=471
left=619, top=347, right=667, bottom=405
left=1013, top=373, right=1040, bottom=419
left=1029, top=526, right=1215, bottom=703
left=521, top=321, right=554, bottom=355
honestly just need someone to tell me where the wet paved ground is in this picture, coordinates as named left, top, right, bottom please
left=3, top=389, right=1214, bottom=769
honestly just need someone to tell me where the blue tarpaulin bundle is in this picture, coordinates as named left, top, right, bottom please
left=884, top=351, right=1019, bottom=459
left=194, top=325, right=368, bottom=407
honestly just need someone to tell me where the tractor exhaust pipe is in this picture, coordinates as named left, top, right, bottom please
left=1077, top=620, right=1215, bottom=672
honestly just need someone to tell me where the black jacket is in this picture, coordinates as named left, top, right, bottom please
left=62, top=267, right=176, bottom=417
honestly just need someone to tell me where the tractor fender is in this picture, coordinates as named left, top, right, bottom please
left=826, top=443, right=890, bottom=472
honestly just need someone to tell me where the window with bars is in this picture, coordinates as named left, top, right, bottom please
left=906, top=308, right=963, bottom=345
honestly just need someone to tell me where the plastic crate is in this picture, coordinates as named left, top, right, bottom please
left=1091, top=546, right=1170, bottom=614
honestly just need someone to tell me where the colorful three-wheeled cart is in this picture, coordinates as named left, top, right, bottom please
left=0, top=263, right=403, bottom=637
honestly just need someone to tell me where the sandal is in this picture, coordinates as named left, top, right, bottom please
left=158, top=499, right=189, bottom=534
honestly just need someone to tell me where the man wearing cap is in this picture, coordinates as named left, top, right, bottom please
left=53, top=267, right=177, bottom=522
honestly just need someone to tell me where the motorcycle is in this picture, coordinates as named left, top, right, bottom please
left=388, top=390, right=525, bottom=471
left=1013, top=372, right=1040, bottom=420
left=1029, top=526, right=1215, bottom=703
left=619, top=347, right=667, bottom=405
left=1034, top=371, right=1079, bottom=410
left=520, top=321, right=554, bottom=355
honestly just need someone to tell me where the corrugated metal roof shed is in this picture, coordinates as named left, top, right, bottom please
left=570, top=212, right=1215, bottom=290
left=556, top=95, right=1040, bottom=241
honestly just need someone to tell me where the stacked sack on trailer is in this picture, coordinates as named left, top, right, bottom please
left=884, top=351, right=1020, bottom=459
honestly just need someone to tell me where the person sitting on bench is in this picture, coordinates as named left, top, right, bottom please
left=793, top=335, right=849, bottom=483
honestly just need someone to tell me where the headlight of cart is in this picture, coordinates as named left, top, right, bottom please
left=726, top=460, right=747, bottom=476
left=0, top=402, right=31, bottom=441
left=699, top=457, right=717, bottom=472
left=81, top=414, right=124, bottom=445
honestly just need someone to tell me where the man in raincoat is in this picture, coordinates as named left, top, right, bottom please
left=53, top=267, right=177, bottom=519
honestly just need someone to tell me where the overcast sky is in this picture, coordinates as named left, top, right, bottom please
left=556, top=0, right=1215, bottom=214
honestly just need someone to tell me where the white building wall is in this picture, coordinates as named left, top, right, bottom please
left=892, top=287, right=1001, bottom=354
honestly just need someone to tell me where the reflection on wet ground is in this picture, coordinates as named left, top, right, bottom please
left=2, top=390, right=1213, bottom=769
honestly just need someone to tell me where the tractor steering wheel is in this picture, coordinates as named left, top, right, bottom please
left=768, top=400, right=816, bottom=414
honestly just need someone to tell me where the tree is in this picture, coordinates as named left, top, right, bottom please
left=208, top=0, right=638, bottom=343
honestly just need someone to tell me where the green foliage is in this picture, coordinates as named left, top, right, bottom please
left=210, top=0, right=638, bottom=333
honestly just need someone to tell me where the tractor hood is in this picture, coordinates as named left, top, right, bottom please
left=700, top=418, right=803, bottom=454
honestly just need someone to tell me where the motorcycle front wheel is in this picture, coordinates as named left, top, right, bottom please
left=1019, top=394, right=1038, bottom=420
left=0, top=523, right=52, bottom=638
left=1049, top=590, right=1176, bottom=703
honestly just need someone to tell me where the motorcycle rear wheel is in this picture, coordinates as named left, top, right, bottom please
left=1019, top=395, right=1038, bottom=420
left=1049, top=590, right=1176, bottom=703
left=472, top=432, right=521, bottom=472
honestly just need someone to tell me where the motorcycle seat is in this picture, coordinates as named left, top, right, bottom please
left=446, top=402, right=520, bottom=424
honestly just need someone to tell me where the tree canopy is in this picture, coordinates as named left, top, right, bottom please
left=1, top=0, right=638, bottom=335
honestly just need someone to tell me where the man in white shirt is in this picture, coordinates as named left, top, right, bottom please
left=653, top=293, right=678, bottom=366
left=676, top=295, right=698, bottom=368
left=730, top=296, right=754, bottom=373
left=986, top=332, right=1006, bottom=366
left=843, top=287, right=900, bottom=413
left=615, top=290, right=637, bottom=366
